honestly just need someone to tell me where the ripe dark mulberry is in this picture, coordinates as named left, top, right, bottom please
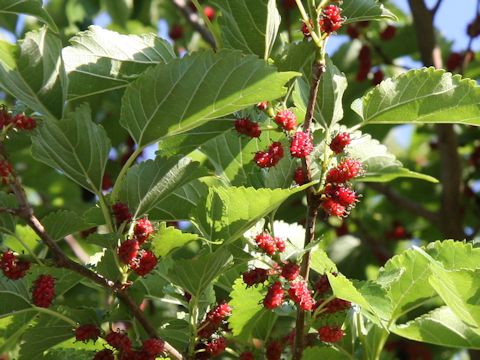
left=118, top=239, right=139, bottom=265
left=240, top=351, right=255, bottom=360
left=290, top=131, right=313, bottom=158
left=254, top=142, right=284, bottom=168
left=131, top=250, right=157, bottom=276
left=169, top=24, right=184, bottom=40
left=325, top=298, right=352, bottom=313
left=243, top=268, right=269, bottom=287
left=275, top=109, right=297, bottom=131
left=112, top=202, right=132, bottom=225
left=206, top=337, right=227, bottom=356
left=13, top=114, right=36, bottom=130
left=0, top=159, right=13, bottom=183
left=372, top=70, right=384, bottom=85
left=380, top=25, right=396, bottom=41
left=0, top=105, right=12, bottom=129
left=326, top=159, right=362, bottom=183
left=315, top=275, right=331, bottom=295
left=105, top=331, right=132, bottom=352
left=0, top=250, right=30, bottom=280
left=142, top=338, right=165, bottom=357
left=74, top=324, right=101, bottom=342
left=235, top=118, right=261, bottom=138
left=207, top=302, right=232, bottom=325
left=263, top=281, right=284, bottom=309
left=329, top=132, right=351, bottom=154
left=266, top=340, right=283, bottom=360
left=134, top=218, right=154, bottom=244
left=281, top=262, right=300, bottom=281
left=318, top=325, right=345, bottom=343
left=32, top=274, right=55, bottom=308
left=288, top=280, right=314, bottom=311
left=320, top=5, right=343, bottom=33
left=293, top=167, right=306, bottom=185
left=93, top=349, right=114, bottom=360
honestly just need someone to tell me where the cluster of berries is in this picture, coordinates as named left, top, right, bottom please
left=0, top=250, right=30, bottom=280
left=302, top=5, right=343, bottom=37
left=194, top=302, right=230, bottom=359
left=321, top=133, right=361, bottom=217
left=242, top=233, right=315, bottom=312
left=0, top=105, right=37, bottom=132
left=116, top=212, right=158, bottom=277
left=84, top=327, right=165, bottom=359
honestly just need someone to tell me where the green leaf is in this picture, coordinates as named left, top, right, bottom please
left=151, top=222, right=199, bottom=257
left=158, top=319, right=190, bottom=350
left=19, top=315, right=73, bottom=359
left=168, top=248, right=232, bottom=297
left=310, top=248, right=338, bottom=275
left=63, top=26, right=175, bottom=101
left=149, top=177, right=223, bottom=221
left=346, top=128, right=438, bottom=183
left=193, top=185, right=310, bottom=243
left=120, top=49, right=299, bottom=147
left=293, top=56, right=347, bottom=129
left=44, top=349, right=95, bottom=360
left=103, top=0, right=132, bottom=26
left=42, top=210, right=92, bottom=240
left=425, top=240, right=480, bottom=270
left=119, top=156, right=208, bottom=218
left=429, top=268, right=480, bottom=329
left=0, top=277, right=31, bottom=317
left=31, top=104, right=111, bottom=194
left=0, top=0, right=58, bottom=31
left=229, top=278, right=277, bottom=341
left=392, top=306, right=480, bottom=349
left=0, top=192, right=17, bottom=233
left=342, top=0, right=397, bottom=24
left=157, top=117, right=234, bottom=157
left=302, top=346, right=349, bottom=359
left=353, top=68, right=480, bottom=126
left=0, top=27, right=65, bottom=119
left=211, top=0, right=280, bottom=59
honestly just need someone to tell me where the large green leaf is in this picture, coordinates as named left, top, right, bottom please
left=31, top=104, right=111, bottom=195
left=119, top=156, right=208, bottom=218
left=167, top=248, right=232, bottom=297
left=0, top=277, right=31, bottom=317
left=425, top=240, right=480, bottom=271
left=429, top=268, right=480, bottom=329
left=192, top=185, right=310, bottom=243
left=42, top=210, right=93, bottom=240
left=302, top=346, right=348, bottom=359
left=0, top=0, right=57, bottom=31
left=104, top=0, right=132, bottom=26
left=211, top=0, right=280, bottom=59
left=63, top=26, right=175, bottom=101
left=353, top=68, right=480, bottom=126
left=346, top=128, right=438, bottom=183
left=392, top=306, right=480, bottom=349
left=293, top=56, right=347, bottom=129
left=0, top=27, right=65, bottom=119
left=0, top=192, right=16, bottom=233
left=342, top=0, right=397, bottom=23
left=120, top=49, right=299, bottom=147
left=228, top=278, right=277, bottom=341
left=150, top=222, right=199, bottom=257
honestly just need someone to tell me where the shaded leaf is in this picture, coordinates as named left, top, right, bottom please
left=302, top=346, right=349, bottom=359
left=42, top=210, right=93, bottom=240
left=0, top=192, right=17, bottom=233
left=342, top=0, right=397, bottom=24
left=31, top=104, right=111, bottom=194
left=0, top=0, right=57, bottom=31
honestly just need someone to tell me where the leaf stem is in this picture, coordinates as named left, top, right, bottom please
left=294, top=0, right=323, bottom=48
left=110, top=146, right=143, bottom=205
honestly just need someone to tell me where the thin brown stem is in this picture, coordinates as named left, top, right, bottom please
left=0, top=145, right=184, bottom=360
left=170, top=0, right=216, bottom=49
left=293, top=59, right=325, bottom=360
left=431, top=0, right=444, bottom=15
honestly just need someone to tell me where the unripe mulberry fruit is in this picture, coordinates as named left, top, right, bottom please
left=320, top=5, right=343, bottom=33
left=275, top=109, right=297, bottom=131
left=329, top=132, right=351, bottom=154
left=257, top=101, right=268, bottom=111
left=203, top=6, right=216, bottom=21
left=269, top=142, right=284, bottom=165
left=142, top=338, right=165, bottom=357
left=324, top=184, right=357, bottom=207
left=134, top=218, right=154, bottom=244
left=326, top=159, right=362, bottom=183
left=254, top=151, right=271, bottom=168
left=301, top=19, right=314, bottom=38
left=118, top=239, right=139, bottom=265
left=290, top=131, right=313, bottom=158
left=235, top=118, right=261, bottom=138
left=32, top=274, right=55, bottom=308
left=0, top=250, right=30, bottom=280
left=206, top=337, right=227, bottom=356
left=13, top=114, right=36, bottom=130
left=275, top=237, right=286, bottom=253
left=263, top=281, right=284, bottom=309
left=321, top=198, right=346, bottom=217
left=74, top=324, right=101, bottom=342
left=0, top=159, right=13, bottom=183
left=243, top=268, right=269, bottom=287
left=255, top=233, right=276, bottom=255
left=288, top=280, right=314, bottom=311
left=318, top=325, right=345, bottom=343
left=281, top=262, right=300, bottom=281
left=131, top=250, right=158, bottom=276
left=105, top=331, right=132, bottom=352
left=93, top=349, right=114, bottom=360
left=207, top=302, right=232, bottom=325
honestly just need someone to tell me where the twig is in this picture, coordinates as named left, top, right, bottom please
left=170, top=0, right=216, bottom=49
left=293, top=58, right=325, bottom=360
left=0, top=145, right=184, bottom=360
left=64, top=235, right=90, bottom=264
left=366, top=183, right=439, bottom=225
left=430, top=0, right=444, bottom=15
